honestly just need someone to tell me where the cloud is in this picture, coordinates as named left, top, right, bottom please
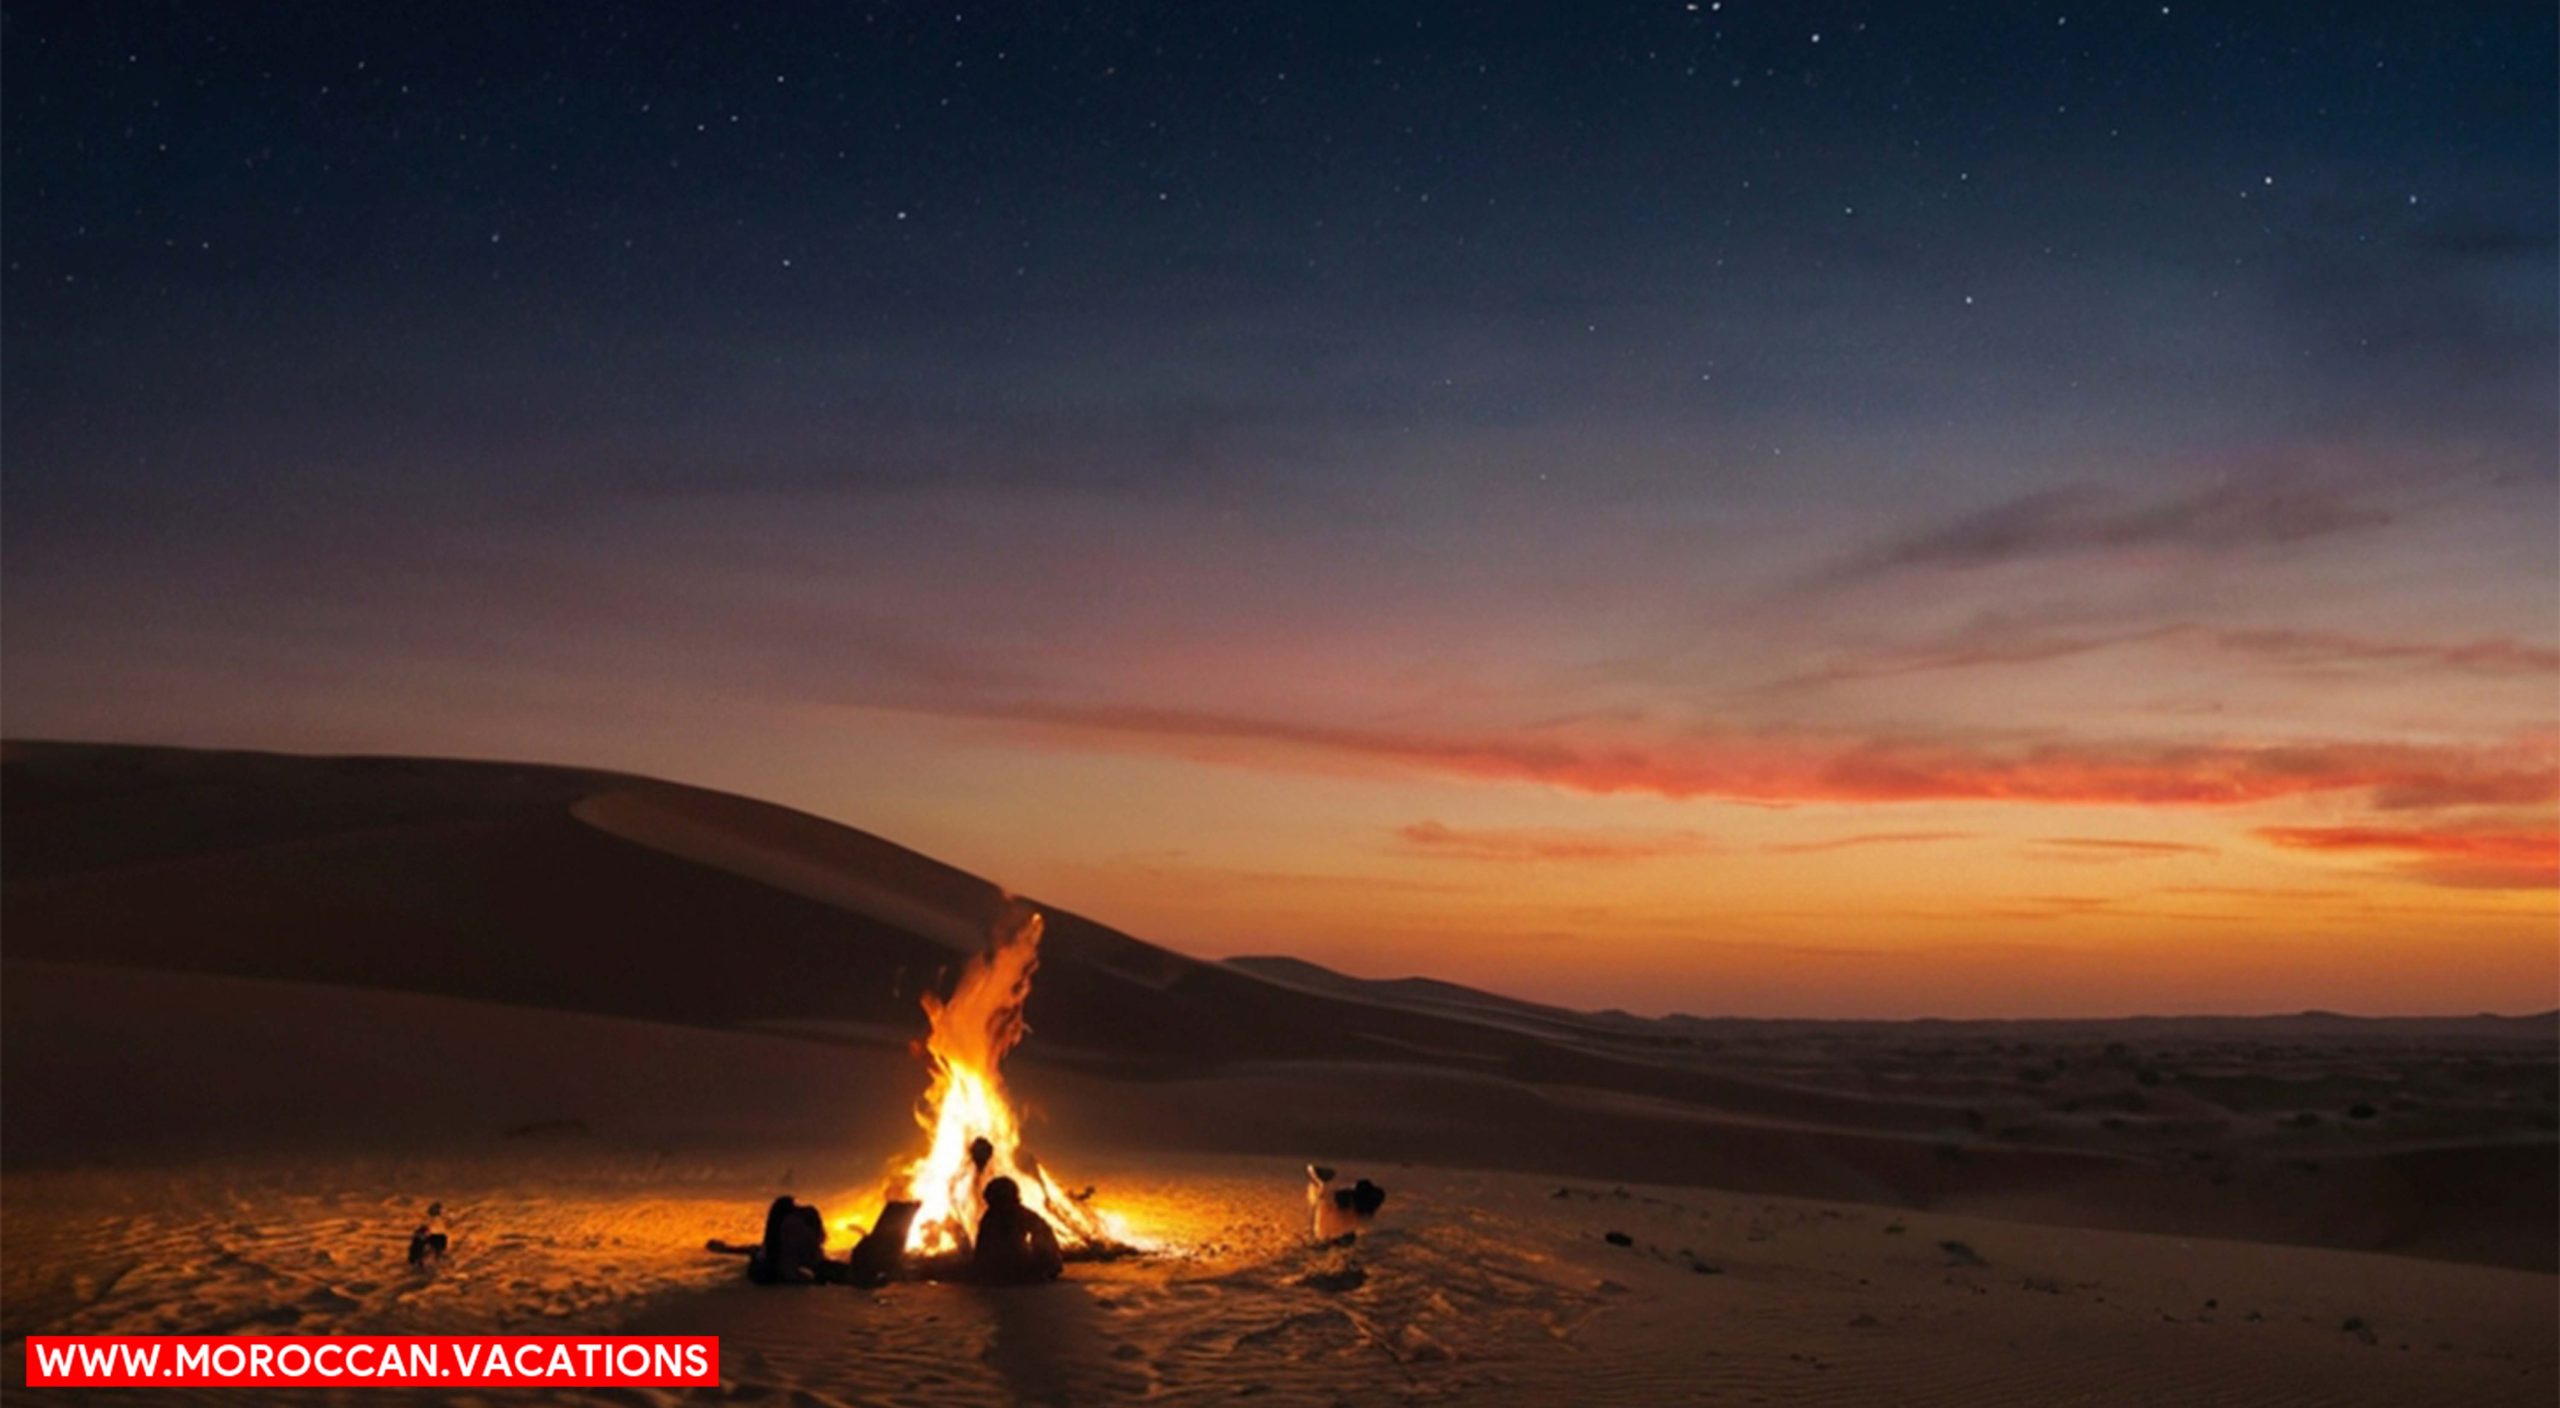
left=2255, top=824, right=2559, bottom=891
left=1394, top=820, right=1713, bottom=864
left=1833, top=477, right=2394, bottom=580
left=2159, top=883, right=2349, bottom=901
left=2273, top=193, right=2559, bottom=436
left=1765, top=618, right=2177, bottom=690
left=2030, top=837, right=2221, bottom=860
left=2211, top=628, right=2560, bottom=677
left=1762, top=830, right=1976, bottom=855
left=958, top=699, right=2560, bottom=810
left=1960, top=893, right=2265, bottom=925
left=1061, top=852, right=1479, bottom=897
left=1975, top=894, right=2127, bottom=921
left=1776, top=618, right=2558, bottom=691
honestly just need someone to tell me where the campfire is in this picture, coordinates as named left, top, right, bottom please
left=877, top=905, right=1140, bottom=1262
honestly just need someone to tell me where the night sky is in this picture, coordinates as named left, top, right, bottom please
left=6, top=2, right=2554, bottom=1016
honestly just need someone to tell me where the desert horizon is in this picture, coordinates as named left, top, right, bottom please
left=7, top=736, right=2553, bottom=1030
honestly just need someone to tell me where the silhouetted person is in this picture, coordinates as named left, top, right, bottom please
left=971, top=1177, right=1063, bottom=1284
left=747, top=1196, right=834, bottom=1284
left=967, top=1135, right=998, bottom=1204
left=406, top=1201, right=449, bottom=1267
left=758, top=1195, right=799, bottom=1248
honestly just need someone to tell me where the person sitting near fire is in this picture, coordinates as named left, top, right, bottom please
left=745, top=1196, right=834, bottom=1285
left=713, top=1196, right=923, bottom=1286
left=971, top=1177, right=1064, bottom=1284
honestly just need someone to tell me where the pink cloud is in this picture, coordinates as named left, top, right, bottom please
left=2212, top=628, right=2560, bottom=677
left=1775, top=621, right=2557, bottom=692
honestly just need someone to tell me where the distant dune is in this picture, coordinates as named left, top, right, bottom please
left=5, top=740, right=2555, bottom=1273
left=1228, top=953, right=2560, bottom=1043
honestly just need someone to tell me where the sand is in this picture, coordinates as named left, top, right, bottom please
left=9, top=1135, right=2554, bottom=1406
left=4, top=741, right=2554, bottom=1403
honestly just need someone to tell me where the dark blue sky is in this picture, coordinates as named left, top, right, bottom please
left=8, top=2, right=2550, bottom=526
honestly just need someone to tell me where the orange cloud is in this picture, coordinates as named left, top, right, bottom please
left=1976, top=894, right=2128, bottom=921
left=975, top=699, right=2560, bottom=811
left=1394, top=820, right=1713, bottom=864
left=2256, top=825, right=2560, bottom=891
left=2030, top=837, right=2220, bottom=860
left=1762, top=830, right=1976, bottom=855
left=2160, top=883, right=2349, bottom=901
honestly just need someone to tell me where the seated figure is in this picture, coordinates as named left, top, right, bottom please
left=747, top=1197, right=833, bottom=1284
left=971, top=1177, right=1064, bottom=1284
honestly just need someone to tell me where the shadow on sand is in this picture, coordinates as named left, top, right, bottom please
left=978, top=1279, right=1149, bottom=1405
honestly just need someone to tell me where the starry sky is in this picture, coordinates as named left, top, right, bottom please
left=6, top=2, right=2554, bottom=1016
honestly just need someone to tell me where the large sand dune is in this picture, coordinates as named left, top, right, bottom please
left=4, top=741, right=2553, bottom=1403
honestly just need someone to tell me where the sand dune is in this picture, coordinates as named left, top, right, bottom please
left=4, top=741, right=2554, bottom=1404
left=8, top=742, right=2552, bottom=1260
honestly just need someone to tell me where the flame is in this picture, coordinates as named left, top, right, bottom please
left=884, top=905, right=1136, bottom=1258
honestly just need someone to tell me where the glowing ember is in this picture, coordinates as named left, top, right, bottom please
left=883, top=905, right=1137, bottom=1258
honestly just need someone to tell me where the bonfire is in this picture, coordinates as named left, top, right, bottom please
left=879, top=905, right=1138, bottom=1262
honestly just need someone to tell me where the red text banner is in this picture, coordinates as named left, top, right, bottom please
left=25, top=1336, right=719, bottom=1388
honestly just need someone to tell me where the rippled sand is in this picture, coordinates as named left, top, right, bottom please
left=8, top=1151, right=2554, bottom=1407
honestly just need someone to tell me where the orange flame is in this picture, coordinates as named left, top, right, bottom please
left=887, top=906, right=1134, bottom=1258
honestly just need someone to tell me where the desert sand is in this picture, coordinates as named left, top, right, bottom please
left=5, top=742, right=2555, bottom=1404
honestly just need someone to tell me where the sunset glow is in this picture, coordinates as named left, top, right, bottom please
left=4, top=4, right=2551, bottom=1018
